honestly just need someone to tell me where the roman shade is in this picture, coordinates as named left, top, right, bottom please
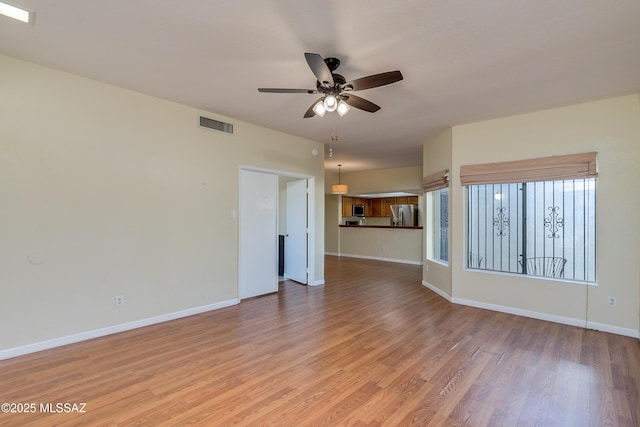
left=422, top=169, right=449, bottom=192
left=459, top=152, right=597, bottom=186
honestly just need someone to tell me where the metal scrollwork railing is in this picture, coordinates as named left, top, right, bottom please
left=544, top=206, right=564, bottom=238
left=493, top=207, right=510, bottom=237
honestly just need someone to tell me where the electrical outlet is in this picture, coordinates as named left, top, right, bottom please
left=607, top=296, right=616, bottom=308
left=115, top=295, right=125, bottom=307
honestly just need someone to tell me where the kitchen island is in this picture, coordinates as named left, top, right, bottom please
left=338, top=224, right=423, bottom=265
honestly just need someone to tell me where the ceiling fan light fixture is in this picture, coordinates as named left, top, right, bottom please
left=324, top=95, right=338, bottom=112
left=337, top=100, right=350, bottom=117
left=257, top=53, right=403, bottom=118
left=312, top=100, right=326, bottom=117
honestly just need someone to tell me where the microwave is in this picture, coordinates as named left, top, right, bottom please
left=352, top=205, right=366, bottom=217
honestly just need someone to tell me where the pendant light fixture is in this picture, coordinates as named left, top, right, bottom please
left=331, top=164, right=349, bottom=195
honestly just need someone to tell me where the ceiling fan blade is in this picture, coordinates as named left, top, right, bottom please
left=258, top=88, right=317, bottom=94
left=342, top=71, right=403, bottom=91
left=305, top=52, right=334, bottom=88
left=304, top=97, right=325, bottom=118
left=342, top=94, right=381, bottom=113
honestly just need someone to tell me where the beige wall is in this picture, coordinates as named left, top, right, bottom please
left=325, top=165, right=422, bottom=195
left=425, top=94, right=640, bottom=335
left=0, top=55, right=325, bottom=351
left=422, top=128, right=453, bottom=296
left=324, top=195, right=340, bottom=254
left=339, top=227, right=423, bottom=264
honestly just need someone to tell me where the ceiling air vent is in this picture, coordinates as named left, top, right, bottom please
left=200, top=116, right=233, bottom=134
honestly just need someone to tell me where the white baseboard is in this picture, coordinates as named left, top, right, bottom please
left=451, top=297, right=639, bottom=339
left=335, top=253, right=423, bottom=266
left=420, top=280, right=638, bottom=339
left=0, top=299, right=239, bottom=361
left=584, top=320, right=639, bottom=339
left=309, top=279, right=325, bottom=286
left=421, top=280, right=452, bottom=302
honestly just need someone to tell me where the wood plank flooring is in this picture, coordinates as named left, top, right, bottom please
left=1, top=256, right=639, bottom=426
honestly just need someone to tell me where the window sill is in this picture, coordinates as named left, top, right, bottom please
left=426, top=259, right=449, bottom=268
left=464, top=267, right=598, bottom=286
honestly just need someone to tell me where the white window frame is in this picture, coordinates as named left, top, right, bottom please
left=426, top=187, right=449, bottom=265
left=464, top=178, right=598, bottom=285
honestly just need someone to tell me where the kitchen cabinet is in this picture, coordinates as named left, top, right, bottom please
left=382, top=198, right=395, bottom=217
left=371, top=198, right=385, bottom=217
left=342, top=196, right=419, bottom=218
left=343, top=197, right=373, bottom=217
left=363, top=199, right=372, bottom=216
left=342, top=196, right=353, bottom=218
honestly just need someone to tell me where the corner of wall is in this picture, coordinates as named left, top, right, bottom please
left=422, top=128, right=454, bottom=297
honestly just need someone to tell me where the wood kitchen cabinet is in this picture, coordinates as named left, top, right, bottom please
left=382, top=198, right=395, bottom=217
left=342, top=196, right=353, bottom=217
left=343, top=197, right=371, bottom=216
left=380, top=196, right=419, bottom=217
left=364, top=199, right=372, bottom=216
left=342, top=195, right=419, bottom=218
left=371, top=198, right=385, bottom=217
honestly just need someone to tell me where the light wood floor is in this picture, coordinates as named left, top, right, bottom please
left=1, top=256, right=639, bottom=426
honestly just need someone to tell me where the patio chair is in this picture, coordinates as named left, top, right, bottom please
left=467, top=252, right=484, bottom=269
left=519, top=257, right=567, bottom=278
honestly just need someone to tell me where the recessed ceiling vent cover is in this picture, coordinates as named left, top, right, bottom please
left=200, top=116, right=233, bottom=134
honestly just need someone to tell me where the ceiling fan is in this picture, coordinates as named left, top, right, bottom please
left=258, top=53, right=403, bottom=118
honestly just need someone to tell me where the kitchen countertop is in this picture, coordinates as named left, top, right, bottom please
left=339, top=225, right=423, bottom=229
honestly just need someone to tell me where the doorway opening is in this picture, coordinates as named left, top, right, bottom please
left=238, top=167, right=315, bottom=300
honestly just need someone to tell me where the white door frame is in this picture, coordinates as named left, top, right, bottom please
left=238, top=166, right=316, bottom=299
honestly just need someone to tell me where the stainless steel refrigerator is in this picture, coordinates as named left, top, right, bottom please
left=390, top=204, right=418, bottom=226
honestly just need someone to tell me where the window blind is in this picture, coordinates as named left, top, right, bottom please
left=422, top=169, right=449, bottom=192
left=459, top=152, right=597, bottom=186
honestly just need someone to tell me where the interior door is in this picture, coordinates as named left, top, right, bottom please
left=285, top=179, right=308, bottom=284
left=239, top=170, right=278, bottom=299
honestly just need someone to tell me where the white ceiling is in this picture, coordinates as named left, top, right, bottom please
left=2, top=1, right=639, bottom=172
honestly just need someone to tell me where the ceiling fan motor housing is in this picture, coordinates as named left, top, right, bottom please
left=316, top=73, right=346, bottom=93
left=324, top=57, right=340, bottom=71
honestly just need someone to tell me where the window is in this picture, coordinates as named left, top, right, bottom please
left=429, top=188, right=449, bottom=263
left=423, top=169, right=449, bottom=264
left=461, top=152, right=597, bottom=283
left=467, top=178, right=596, bottom=282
